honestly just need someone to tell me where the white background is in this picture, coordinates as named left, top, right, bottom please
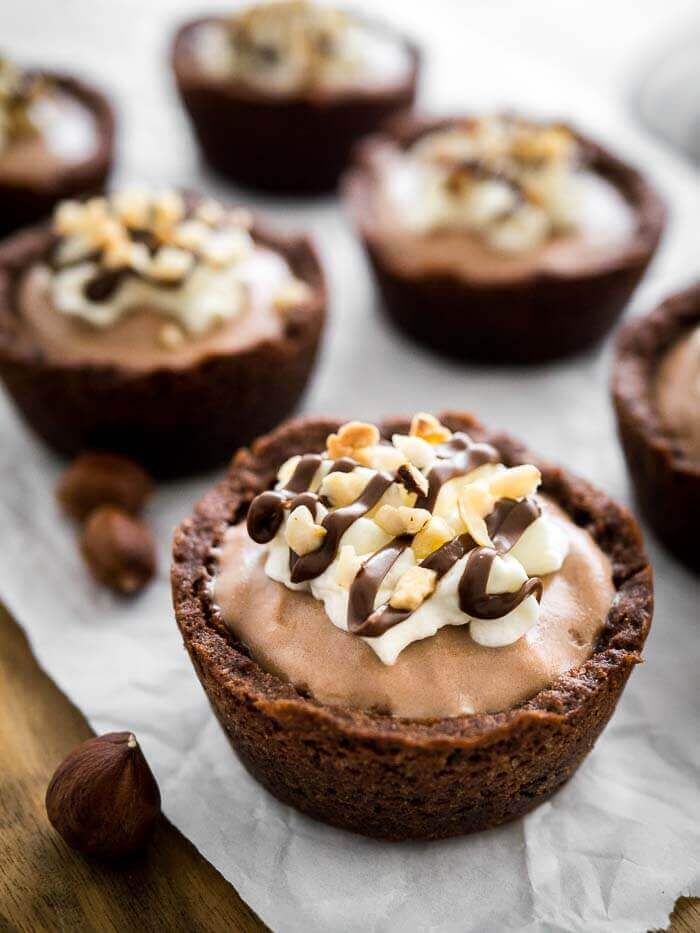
left=0, top=2, right=699, bottom=931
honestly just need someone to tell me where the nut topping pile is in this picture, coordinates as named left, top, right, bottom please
left=48, top=189, right=312, bottom=341
left=242, top=413, right=570, bottom=663
left=399, top=116, right=585, bottom=253
left=0, top=56, right=45, bottom=152
left=201, top=1, right=361, bottom=92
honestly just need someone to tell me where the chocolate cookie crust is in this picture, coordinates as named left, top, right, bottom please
left=613, top=283, right=700, bottom=571
left=0, top=74, right=114, bottom=239
left=344, top=115, right=666, bottom=363
left=0, top=220, right=325, bottom=478
left=172, top=412, right=652, bottom=840
left=171, top=16, right=420, bottom=194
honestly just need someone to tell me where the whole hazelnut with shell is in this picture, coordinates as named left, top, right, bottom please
left=57, top=452, right=152, bottom=521
left=45, top=732, right=161, bottom=858
left=81, top=506, right=157, bottom=594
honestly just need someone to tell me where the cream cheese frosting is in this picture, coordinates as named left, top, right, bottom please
left=193, top=1, right=412, bottom=94
left=654, top=323, right=700, bottom=460
left=222, top=415, right=573, bottom=666
left=21, top=189, right=311, bottom=369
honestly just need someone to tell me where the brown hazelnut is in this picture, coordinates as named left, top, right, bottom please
left=81, top=506, right=157, bottom=594
left=57, top=452, right=152, bottom=522
left=45, top=732, right=161, bottom=858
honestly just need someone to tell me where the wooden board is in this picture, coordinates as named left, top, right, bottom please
left=0, top=603, right=696, bottom=933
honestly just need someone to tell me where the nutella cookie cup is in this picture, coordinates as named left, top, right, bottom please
left=344, top=114, right=666, bottom=363
left=172, top=412, right=652, bottom=840
left=0, top=56, right=114, bottom=239
left=172, top=2, right=419, bottom=194
left=613, top=283, right=700, bottom=571
left=0, top=189, right=325, bottom=477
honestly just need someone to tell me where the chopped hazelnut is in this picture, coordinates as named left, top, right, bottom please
left=412, top=516, right=454, bottom=560
left=54, top=200, right=85, bottom=236
left=389, top=565, right=437, bottom=611
left=391, top=434, right=435, bottom=470
left=409, top=412, right=452, bottom=444
left=158, top=323, right=185, bottom=350
left=112, top=187, right=152, bottom=229
left=152, top=190, right=185, bottom=232
left=396, top=462, right=429, bottom=497
left=371, top=445, right=406, bottom=474
left=375, top=504, right=431, bottom=537
left=274, top=279, right=312, bottom=315
left=149, top=246, right=193, bottom=282
left=326, top=421, right=379, bottom=464
left=201, top=228, right=252, bottom=267
left=284, top=505, right=326, bottom=555
left=172, top=219, right=210, bottom=252
left=458, top=482, right=495, bottom=547
left=336, top=545, right=363, bottom=587
left=196, top=198, right=225, bottom=226
left=276, top=455, right=301, bottom=488
left=489, top=464, right=541, bottom=501
left=319, top=470, right=368, bottom=508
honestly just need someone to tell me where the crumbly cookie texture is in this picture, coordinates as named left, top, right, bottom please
left=48, top=189, right=311, bottom=341
left=196, top=0, right=405, bottom=92
left=398, top=116, right=584, bottom=254
left=241, top=413, right=570, bottom=664
left=0, top=56, right=46, bottom=152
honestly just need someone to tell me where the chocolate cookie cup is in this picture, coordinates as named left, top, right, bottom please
left=0, top=61, right=114, bottom=239
left=0, top=192, right=325, bottom=477
left=172, top=412, right=652, bottom=840
left=613, top=283, right=700, bottom=571
left=172, top=8, right=419, bottom=194
left=344, top=114, right=666, bottom=363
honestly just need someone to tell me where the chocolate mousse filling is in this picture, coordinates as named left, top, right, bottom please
left=214, top=494, right=613, bottom=718
left=172, top=413, right=652, bottom=839
left=613, top=282, right=700, bottom=570
left=344, top=114, right=666, bottom=363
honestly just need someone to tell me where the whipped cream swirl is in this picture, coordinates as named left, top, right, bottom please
left=246, top=415, right=569, bottom=664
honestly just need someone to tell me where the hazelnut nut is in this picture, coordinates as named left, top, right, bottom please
left=45, top=732, right=161, bottom=859
left=57, top=453, right=152, bottom=522
left=81, top=506, right=157, bottom=594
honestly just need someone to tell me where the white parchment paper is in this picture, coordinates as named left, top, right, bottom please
left=0, top=1, right=699, bottom=930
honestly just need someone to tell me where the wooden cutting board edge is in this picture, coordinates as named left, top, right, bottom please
left=0, top=604, right=696, bottom=933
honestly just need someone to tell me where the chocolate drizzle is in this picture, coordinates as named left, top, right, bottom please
left=247, top=429, right=545, bottom=642
left=290, top=472, right=392, bottom=583
left=417, top=433, right=500, bottom=510
left=347, top=497, right=542, bottom=638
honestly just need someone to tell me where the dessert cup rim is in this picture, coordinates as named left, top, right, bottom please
left=613, top=280, right=700, bottom=480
